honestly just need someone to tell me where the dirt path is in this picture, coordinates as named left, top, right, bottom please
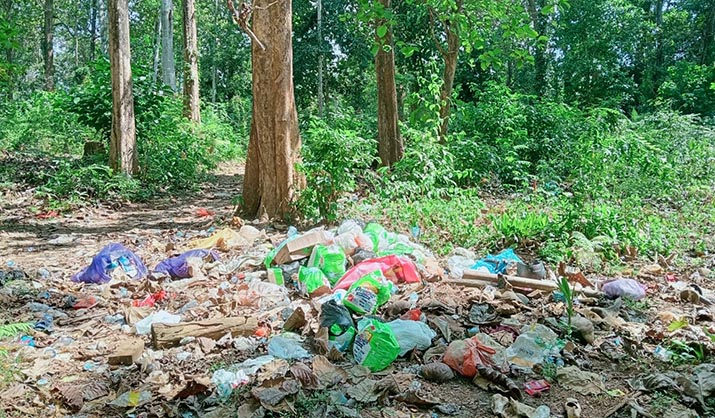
left=0, top=163, right=244, bottom=275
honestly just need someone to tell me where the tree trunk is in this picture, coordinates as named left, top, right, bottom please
left=182, top=0, right=200, bottom=123
left=317, top=0, right=324, bottom=117
left=438, top=19, right=459, bottom=142
left=108, top=0, right=138, bottom=175
left=701, top=1, right=715, bottom=65
left=210, top=0, right=218, bottom=103
left=152, top=8, right=162, bottom=84
left=526, top=0, right=546, bottom=97
left=241, top=0, right=303, bottom=220
left=42, top=0, right=54, bottom=91
left=161, top=0, right=177, bottom=90
left=89, top=0, right=97, bottom=61
left=375, top=0, right=402, bottom=167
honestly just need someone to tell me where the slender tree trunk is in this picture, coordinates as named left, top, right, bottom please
left=210, top=0, right=218, bottom=103
left=161, top=0, right=177, bottom=90
left=152, top=7, right=162, bottom=84
left=42, top=0, right=54, bottom=91
left=438, top=20, right=459, bottom=142
left=317, top=0, right=324, bottom=117
left=701, top=1, right=715, bottom=65
left=375, top=0, right=402, bottom=167
left=182, top=0, right=200, bottom=122
left=108, top=0, right=137, bottom=175
left=652, top=0, right=665, bottom=94
left=240, top=0, right=303, bottom=219
left=527, top=0, right=546, bottom=97
left=89, top=0, right=97, bottom=61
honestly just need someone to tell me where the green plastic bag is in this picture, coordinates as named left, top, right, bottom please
left=308, top=245, right=347, bottom=285
left=297, top=266, right=330, bottom=295
left=343, top=270, right=391, bottom=315
left=353, top=318, right=400, bottom=372
left=267, top=267, right=284, bottom=285
left=363, top=223, right=389, bottom=252
left=329, top=324, right=356, bottom=352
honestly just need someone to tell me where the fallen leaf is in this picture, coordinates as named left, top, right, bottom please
left=283, top=307, right=307, bottom=332
left=348, top=379, right=379, bottom=403
left=290, top=363, right=319, bottom=388
left=256, top=358, right=290, bottom=384
left=312, top=355, right=346, bottom=387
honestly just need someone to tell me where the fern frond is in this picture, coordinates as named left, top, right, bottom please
left=0, top=323, right=33, bottom=339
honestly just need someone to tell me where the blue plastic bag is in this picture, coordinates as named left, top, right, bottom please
left=154, top=249, right=220, bottom=278
left=472, top=249, right=522, bottom=274
left=72, top=243, right=148, bottom=284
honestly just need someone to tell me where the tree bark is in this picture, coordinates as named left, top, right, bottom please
left=438, top=19, right=459, bottom=141
left=240, top=0, right=303, bottom=220
left=89, top=0, right=98, bottom=61
left=182, top=0, right=200, bottom=123
left=42, top=0, right=54, bottom=91
left=317, top=0, right=324, bottom=117
left=526, top=0, right=546, bottom=97
left=210, top=0, right=218, bottom=103
left=108, top=0, right=138, bottom=175
left=375, top=0, right=402, bottom=167
left=152, top=7, right=162, bottom=84
left=161, top=0, right=177, bottom=90
left=701, top=1, right=715, bottom=65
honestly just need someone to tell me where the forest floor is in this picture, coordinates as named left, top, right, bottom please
left=0, top=162, right=713, bottom=418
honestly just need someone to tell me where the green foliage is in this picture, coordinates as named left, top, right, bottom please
left=35, top=161, right=141, bottom=210
left=296, top=111, right=376, bottom=221
left=0, top=322, right=32, bottom=339
left=0, top=91, right=96, bottom=154
left=658, top=62, right=715, bottom=118
left=557, top=277, right=574, bottom=335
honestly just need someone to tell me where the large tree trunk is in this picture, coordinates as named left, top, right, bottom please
left=108, top=0, right=137, bottom=175
left=152, top=8, right=162, bottom=84
left=317, top=0, right=324, bottom=117
left=375, top=0, right=402, bottom=167
left=161, top=0, right=177, bottom=90
left=42, top=0, right=54, bottom=91
left=182, top=0, right=200, bottom=123
left=241, top=0, right=303, bottom=219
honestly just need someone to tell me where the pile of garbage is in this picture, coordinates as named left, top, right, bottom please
left=0, top=218, right=714, bottom=417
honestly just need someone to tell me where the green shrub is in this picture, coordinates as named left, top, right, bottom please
left=296, top=114, right=376, bottom=221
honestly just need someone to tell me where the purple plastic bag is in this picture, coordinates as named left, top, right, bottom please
left=602, top=278, right=646, bottom=300
left=72, top=243, right=148, bottom=284
left=154, top=249, right=220, bottom=278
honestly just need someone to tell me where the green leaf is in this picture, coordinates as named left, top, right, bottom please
left=667, top=318, right=688, bottom=332
left=376, top=25, right=388, bottom=38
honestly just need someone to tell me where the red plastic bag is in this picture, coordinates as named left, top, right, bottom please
left=333, top=255, right=420, bottom=292
left=132, top=290, right=168, bottom=307
left=443, top=336, right=496, bottom=378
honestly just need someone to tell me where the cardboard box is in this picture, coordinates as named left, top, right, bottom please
left=273, top=230, right=329, bottom=265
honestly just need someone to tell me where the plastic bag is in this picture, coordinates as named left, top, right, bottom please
left=471, top=249, right=522, bottom=274
left=447, top=255, right=476, bottom=280
left=443, top=336, right=497, bottom=377
left=343, top=270, right=391, bottom=315
left=320, top=299, right=356, bottom=352
left=333, top=255, right=420, bottom=292
left=268, top=333, right=311, bottom=360
left=154, top=249, right=220, bottom=278
left=505, top=324, right=560, bottom=369
left=308, top=245, right=347, bottom=285
left=192, top=228, right=250, bottom=251
left=72, top=243, right=148, bottom=284
left=135, top=310, right=181, bottom=335
left=354, top=318, right=400, bottom=372
left=337, top=219, right=364, bottom=235
left=364, top=223, right=394, bottom=252
left=248, top=279, right=291, bottom=310
left=602, top=278, right=646, bottom=300
left=387, top=319, right=436, bottom=356
left=297, top=266, right=331, bottom=296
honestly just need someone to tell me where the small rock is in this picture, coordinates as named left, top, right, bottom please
left=698, top=267, right=712, bottom=277
left=571, top=316, right=594, bottom=344
left=419, top=362, right=454, bottom=382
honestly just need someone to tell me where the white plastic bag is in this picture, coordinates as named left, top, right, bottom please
left=387, top=319, right=436, bottom=356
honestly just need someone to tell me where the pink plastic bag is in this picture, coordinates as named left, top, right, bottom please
left=333, top=255, right=420, bottom=292
left=602, top=278, right=646, bottom=300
